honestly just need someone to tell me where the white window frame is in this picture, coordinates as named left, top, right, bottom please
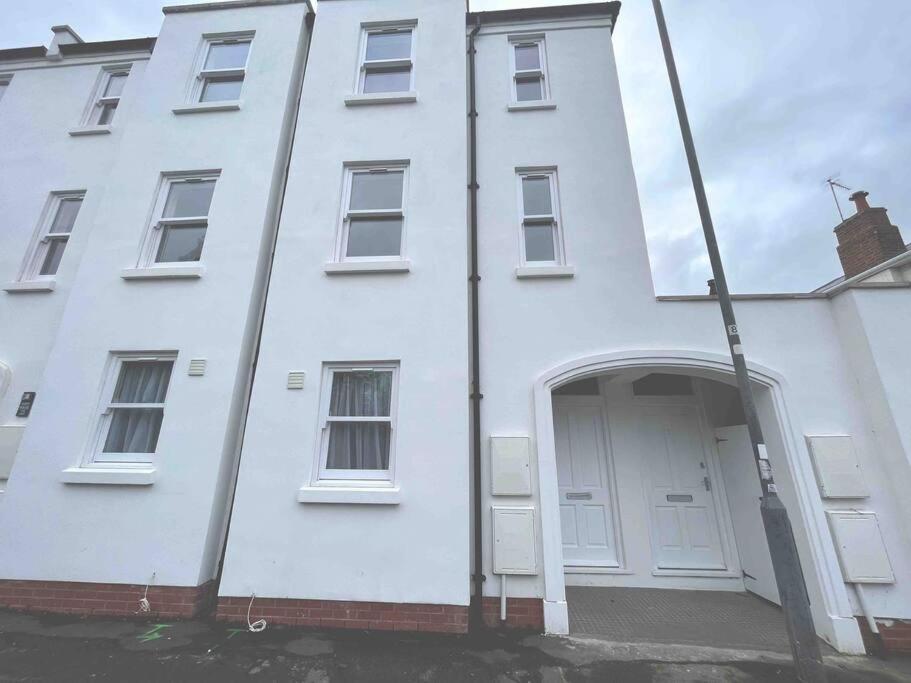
left=135, top=171, right=220, bottom=269
left=189, top=32, right=253, bottom=104
left=313, top=362, right=400, bottom=485
left=508, top=34, right=550, bottom=104
left=516, top=167, right=566, bottom=266
left=18, top=190, right=86, bottom=283
left=81, top=64, right=131, bottom=127
left=354, top=21, right=417, bottom=95
left=83, top=352, right=177, bottom=467
left=0, top=74, right=12, bottom=102
left=334, top=162, right=409, bottom=263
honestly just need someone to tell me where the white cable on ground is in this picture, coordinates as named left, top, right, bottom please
left=137, top=572, right=156, bottom=614
left=246, top=593, right=267, bottom=632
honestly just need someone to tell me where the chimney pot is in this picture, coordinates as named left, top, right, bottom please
left=707, top=279, right=717, bottom=295
left=848, top=190, right=870, bottom=213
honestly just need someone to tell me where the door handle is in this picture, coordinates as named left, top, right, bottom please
left=703, top=476, right=712, bottom=491
left=566, top=492, right=593, bottom=500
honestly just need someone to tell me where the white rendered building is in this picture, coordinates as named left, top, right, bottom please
left=2, top=0, right=911, bottom=655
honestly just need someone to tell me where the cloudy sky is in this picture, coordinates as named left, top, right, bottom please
left=3, top=1, right=909, bottom=293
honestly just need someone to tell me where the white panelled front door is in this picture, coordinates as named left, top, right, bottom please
left=554, top=396, right=619, bottom=567
left=716, top=425, right=780, bottom=604
left=637, top=405, right=726, bottom=570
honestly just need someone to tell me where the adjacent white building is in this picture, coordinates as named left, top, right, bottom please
left=1, top=0, right=910, bottom=654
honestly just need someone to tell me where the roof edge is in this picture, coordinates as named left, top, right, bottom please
left=59, top=37, right=156, bottom=56
left=0, top=46, right=48, bottom=62
left=467, top=2, right=621, bottom=29
left=163, top=0, right=312, bottom=15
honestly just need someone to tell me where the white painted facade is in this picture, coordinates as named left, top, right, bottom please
left=0, top=0, right=909, bottom=656
left=0, top=0, right=313, bottom=588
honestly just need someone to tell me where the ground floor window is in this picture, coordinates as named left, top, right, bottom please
left=316, top=362, right=399, bottom=483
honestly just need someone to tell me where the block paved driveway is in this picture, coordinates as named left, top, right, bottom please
left=0, top=610, right=908, bottom=682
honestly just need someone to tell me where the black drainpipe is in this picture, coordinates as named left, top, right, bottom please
left=467, top=15, right=485, bottom=632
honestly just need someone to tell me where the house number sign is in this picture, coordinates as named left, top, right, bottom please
left=16, top=392, right=36, bottom=417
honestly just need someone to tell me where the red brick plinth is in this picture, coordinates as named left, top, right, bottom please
left=857, top=617, right=911, bottom=655
left=0, top=579, right=215, bottom=618
left=216, top=597, right=469, bottom=633
left=481, top=597, right=544, bottom=631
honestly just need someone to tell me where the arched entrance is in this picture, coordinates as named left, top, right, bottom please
left=532, top=350, right=864, bottom=654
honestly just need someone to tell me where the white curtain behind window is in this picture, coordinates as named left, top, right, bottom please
left=327, top=371, right=391, bottom=470
left=103, top=361, right=172, bottom=454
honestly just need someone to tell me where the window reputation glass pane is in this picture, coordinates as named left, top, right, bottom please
left=157, top=224, right=207, bottom=262
left=103, top=360, right=173, bottom=455
left=524, top=224, right=556, bottom=262
left=326, top=422, right=391, bottom=470
left=97, top=102, right=118, bottom=124
left=349, top=171, right=403, bottom=210
left=329, top=370, right=392, bottom=416
left=346, top=218, right=402, bottom=257
left=49, top=198, right=83, bottom=234
left=204, top=41, right=250, bottom=70
left=522, top=176, right=553, bottom=216
left=112, top=361, right=173, bottom=404
left=39, top=238, right=67, bottom=276
left=163, top=181, right=216, bottom=218
left=200, top=76, right=244, bottom=102
left=514, top=44, right=540, bottom=71
left=365, top=31, right=411, bottom=61
left=363, top=67, right=411, bottom=94
left=104, top=73, right=127, bottom=97
left=103, top=408, right=164, bottom=454
left=516, top=76, right=543, bottom=102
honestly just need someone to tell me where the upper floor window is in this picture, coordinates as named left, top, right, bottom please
left=137, top=173, right=218, bottom=267
left=196, top=35, right=252, bottom=102
left=357, top=23, right=416, bottom=95
left=20, top=192, right=85, bottom=281
left=315, top=363, right=399, bottom=483
left=517, top=168, right=565, bottom=265
left=509, top=35, right=550, bottom=104
left=90, top=67, right=130, bottom=125
left=87, top=353, right=175, bottom=465
left=336, top=163, right=408, bottom=261
left=0, top=75, right=11, bottom=102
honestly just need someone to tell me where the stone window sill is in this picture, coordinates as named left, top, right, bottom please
left=68, top=125, right=112, bottom=136
left=324, top=260, right=411, bottom=275
left=172, top=100, right=242, bottom=115
left=4, top=280, right=56, bottom=293
left=515, top=265, right=575, bottom=279
left=61, top=467, right=156, bottom=486
left=121, top=265, right=205, bottom=280
left=344, top=92, right=417, bottom=107
left=297, top=486, right=400, bottom=505
left=507, top=100, right=557, bottom=112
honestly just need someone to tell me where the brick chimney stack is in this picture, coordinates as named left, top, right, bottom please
left=834, top=190, right=906, bottom=279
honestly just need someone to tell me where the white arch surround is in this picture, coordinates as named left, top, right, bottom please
left=532, top=349, right=865, bottom=654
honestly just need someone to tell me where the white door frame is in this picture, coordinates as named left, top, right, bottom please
left=532, top=349, right=864, bottom=654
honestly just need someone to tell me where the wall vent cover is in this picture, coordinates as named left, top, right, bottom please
left=287, top=371, right=305, bottom=390
left=188, top=358, right=207, bottom=376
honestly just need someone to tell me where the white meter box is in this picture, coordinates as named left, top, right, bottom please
left=826, top=511, right=894, bottom=584
left=806, top=435, right=868, bottom=499
left=490, top=436, right=531, bottom=496
left=492, top=506, right=537, bottom=575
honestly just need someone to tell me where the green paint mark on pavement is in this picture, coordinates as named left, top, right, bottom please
left=226, top=628, right=246, bottom=640
left=138, top=624, right=172, bottom=642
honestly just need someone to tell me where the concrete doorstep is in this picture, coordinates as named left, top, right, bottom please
left=0, top=610, right=909, bottom=682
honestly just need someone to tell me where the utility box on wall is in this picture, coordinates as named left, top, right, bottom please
left=826, top=511, right=894, bottom=583
left=492, top=506, right=537, bottom=575
left=806, top=435, right=869, bottom=499
left=490, top=436, right=531, bottom=496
